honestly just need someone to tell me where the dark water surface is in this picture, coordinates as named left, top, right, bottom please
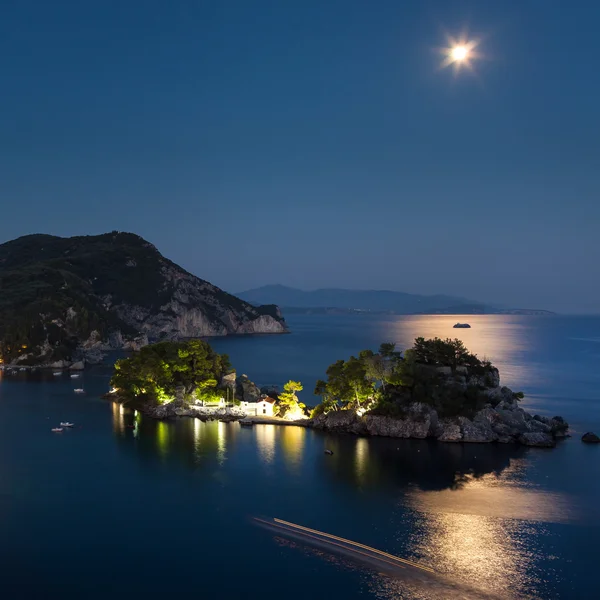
left=1, top=315, right=599, bottom=599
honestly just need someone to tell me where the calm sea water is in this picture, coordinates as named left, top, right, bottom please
left=1, top=314, right=599, bottom=599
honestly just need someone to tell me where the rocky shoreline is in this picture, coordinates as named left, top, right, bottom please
left=107, top=385, right=569, bottom=448
left=310, top=398, right=569, bottom=448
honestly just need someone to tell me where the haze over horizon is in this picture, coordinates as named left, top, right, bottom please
left=1, top=1, right=598, bottom=314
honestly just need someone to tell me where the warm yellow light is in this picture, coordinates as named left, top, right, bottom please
left=451, top=46, right=468, bottom=61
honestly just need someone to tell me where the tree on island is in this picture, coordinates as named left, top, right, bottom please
left=311, top=343, right=403, bottom=417
left=274, top=380, right=306, bottom=419
left=411, top=336, right=483, bottom=369
left=110, top=339, right=231, bottom=405
left=312, top=338, right=514, bottom=419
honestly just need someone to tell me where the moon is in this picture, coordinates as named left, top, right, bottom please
left=451, top=46, right=469, bottom=61
left=439, top=37, right=481, bottom=73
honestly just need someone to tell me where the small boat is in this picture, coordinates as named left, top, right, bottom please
left=453, top=323, right=471, bottom=328
left=19, top=367, right=26, bottom=372
left=74, top=388, right=85, bottom=394
left=53, top=371, right=62, bottom=376
left=324, top=449, right=334, bottom=455
left=51, top=427, right=63, bottom=433
left=239, top=420, right=254, bottom=427
left=70, top=374, right=80, bottom=379
left=60, top=422, right=74, bottom=428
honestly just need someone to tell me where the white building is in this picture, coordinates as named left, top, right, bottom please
left=241, top=396, right=276, bottom=417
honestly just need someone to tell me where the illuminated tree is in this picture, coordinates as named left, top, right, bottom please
left=274, top=380, right=306, bottom=418
left=315, top=356, right=375, bottom=410
left=110, top=340, right=231, bottom=405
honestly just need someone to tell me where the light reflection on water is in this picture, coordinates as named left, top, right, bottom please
left=2, top=315, right=598, bottom=600
left=354, top=437, right=369, bottom=486
left=111, top=401, right=124, bottom=434
left=156, top=421, right=169, bottom=457
left=216, top=421, right=227, bottom=464
left=115, top=415, right=581, bottom=596
left=279, top=426, right=305, bottom=473
left=408, top=473, right=577, bottom=524
left=256, top=424, right=276, bottom=464
left=193, top=416, right=203, bottom=457
left=404, top=511, right=542, bottom=599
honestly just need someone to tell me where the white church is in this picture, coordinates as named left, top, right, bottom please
left=241, top=396, right=276, bottom=417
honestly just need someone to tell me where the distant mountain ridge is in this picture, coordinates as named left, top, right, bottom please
left=237, top=285, right=485, bottom=313
left=237, top=285, right=554, bottom=315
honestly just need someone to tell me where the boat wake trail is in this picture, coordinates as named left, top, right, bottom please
left=253, top=516, right=507, bottom=600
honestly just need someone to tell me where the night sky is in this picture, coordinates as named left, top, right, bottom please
left=1, top=1, right=598, bottom=313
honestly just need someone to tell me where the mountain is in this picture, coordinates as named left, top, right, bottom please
left=237, top=285, right=488, bottom=314
left=0, top=232, right=287, bottom=366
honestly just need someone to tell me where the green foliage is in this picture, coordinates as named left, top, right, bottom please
left=378, top=342, right=402, bottom=359
left=314, top=379, right=328, bottom=398
left=317, top=356, right=373, bottom=411
left=283, top=380, right=303, bottom=395
left=312, top=338, right=500, bottom=419
left=274, top=380, right=306, bottom=418
left=312, top=341, right=404, bottom=415
left=110, top=340, right=230, bottom=405
left=386, top=348, right=417, bottom=388
left=310, top=396, right=338, bottom=418
left=412, top=337, right=482, bottom=368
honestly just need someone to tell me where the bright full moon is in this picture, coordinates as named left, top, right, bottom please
left=439, top=36, right=481, bottom=73
left=451, top=46, right=468, bottom=61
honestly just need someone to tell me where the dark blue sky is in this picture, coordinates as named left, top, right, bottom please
left=1, top=1, right=598, bottom=313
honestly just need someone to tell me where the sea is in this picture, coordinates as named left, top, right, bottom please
left=0, top=314, right=599, bottom=600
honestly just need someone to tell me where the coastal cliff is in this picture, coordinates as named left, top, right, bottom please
left=0, top=232, right=287, bottom=366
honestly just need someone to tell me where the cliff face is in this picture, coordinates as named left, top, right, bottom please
left=110, top=263, right=286, bottom=339
left=0, top=232, right=287, bottom=365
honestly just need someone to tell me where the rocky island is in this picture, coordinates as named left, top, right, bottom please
left=107, top=339, right=306, bottom=421
left=0, top=232, right=287, bottom=367
left=107, top=336, right=569, bottom=448
left=310, top=337, right=568, bottom=447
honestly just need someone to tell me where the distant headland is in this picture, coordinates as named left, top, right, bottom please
left=237, top=285, right=555, bottom=316
left=0, top=232, right=287, bottom=367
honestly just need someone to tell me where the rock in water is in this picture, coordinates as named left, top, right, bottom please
left=581, top=432, right=600, bottom=443
left=519, top=432, right=556, bottom=448
left=0, top=232, right=288, bottom=365
left=549, top=416, right=570, bottom=437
